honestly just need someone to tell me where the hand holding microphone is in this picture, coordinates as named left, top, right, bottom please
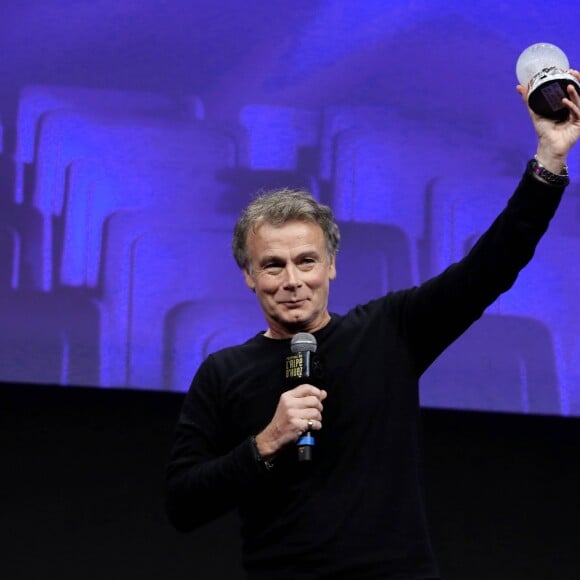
left=286, top=333, right=324, bottom=461
left=254, top=332, right=326, bottom=464
left=254, top=384, right=326, bottom=464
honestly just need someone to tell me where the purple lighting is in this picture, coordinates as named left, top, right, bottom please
left=1, top=0, right=580, bottom=417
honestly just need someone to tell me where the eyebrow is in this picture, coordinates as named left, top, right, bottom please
left=257, top=250, right=322, bottom=268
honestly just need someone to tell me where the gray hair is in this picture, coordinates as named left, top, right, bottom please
left=232, top=188, right=340, bottom=270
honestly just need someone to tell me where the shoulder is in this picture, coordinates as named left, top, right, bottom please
left=326, top=290, right=416, bottom=340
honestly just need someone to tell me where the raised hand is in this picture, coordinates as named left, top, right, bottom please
left=517, top=69, right=580, bottom=172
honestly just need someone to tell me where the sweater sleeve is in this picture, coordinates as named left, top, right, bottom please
left=400, top=169, right=565, bottom=375
left=164, top=355, right=270, bottom=532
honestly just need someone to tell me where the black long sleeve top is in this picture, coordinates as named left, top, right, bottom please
left=165, top=170, right=564, bottom=579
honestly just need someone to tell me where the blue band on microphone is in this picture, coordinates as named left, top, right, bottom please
left=297, top=434, right=315, bottom=446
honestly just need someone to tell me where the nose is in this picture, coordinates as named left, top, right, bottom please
left=282, top=264, right=302, bottom=290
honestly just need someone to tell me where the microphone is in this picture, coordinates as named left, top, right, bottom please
left=285, top=332, right=323, bottom=462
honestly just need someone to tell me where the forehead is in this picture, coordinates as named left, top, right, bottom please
left=247, top=220, right=326, bottom=256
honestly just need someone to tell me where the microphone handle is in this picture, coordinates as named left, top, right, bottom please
left=297, top=430, right=315, bottom=461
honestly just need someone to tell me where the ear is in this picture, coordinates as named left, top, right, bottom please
left=328, top=253, right=337, bottom=281
left=243, top=268, right=256, bottom=292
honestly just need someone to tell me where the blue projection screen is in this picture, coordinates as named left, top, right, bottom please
left=1, top=0, right=580, bottom=416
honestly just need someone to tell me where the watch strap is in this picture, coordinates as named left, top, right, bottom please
left=527, top=156, right=570, bottom=187
left=250, top=435, right=275, bottom=471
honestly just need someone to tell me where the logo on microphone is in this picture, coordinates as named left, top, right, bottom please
left=285, top=353, right=304, bottom=380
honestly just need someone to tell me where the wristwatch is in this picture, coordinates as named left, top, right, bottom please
left=527, top=156, right=570, bottom=187
left=250, top=435, right=275, bottom=471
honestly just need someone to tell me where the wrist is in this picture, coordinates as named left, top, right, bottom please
left=250, top=435, right=275, bottom=471
left=535, top=147, right=568, bottom=175
left=255, top=429, right=282, bottom=458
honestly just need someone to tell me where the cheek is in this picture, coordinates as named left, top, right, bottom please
left=306, top=273, right=331, bottom=296
left=256, top=277, right=280, bottom=295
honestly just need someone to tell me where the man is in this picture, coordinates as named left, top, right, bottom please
left=165, top=74, right=580, bottom=578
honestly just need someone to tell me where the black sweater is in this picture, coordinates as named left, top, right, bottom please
left=165, top=171, right=564, bottom=579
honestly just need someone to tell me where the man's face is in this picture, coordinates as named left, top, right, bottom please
left=243, top=220, right=336, bottom=339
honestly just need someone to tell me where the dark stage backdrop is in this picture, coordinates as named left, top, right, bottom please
left=3, top=382, right=580, bottom=580
left=1, top=4, right=580, bottom=410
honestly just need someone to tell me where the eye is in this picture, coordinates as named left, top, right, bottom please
left=299, top=257, right=317, bottom=269
left=264, top=261, right=284, bottom=273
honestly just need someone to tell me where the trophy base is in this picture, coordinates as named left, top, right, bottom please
left=528, top=73, right=580, bottom=121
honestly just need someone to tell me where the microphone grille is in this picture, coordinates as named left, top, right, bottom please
left=291, top=332, right=317, bottom=353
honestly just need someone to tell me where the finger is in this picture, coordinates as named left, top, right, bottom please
left=303, top=407, right=323, bottom=420
left=305, top=417, right=323, bottom=431
left=290, top=384, right=325, bottom=399
left=516, top=84, right=528, bottom=101
left=292, top=396, right=325, bottom=414
left=566, top=84, right=580, bottom=107
left=285, top=398, right=323, bottom=418
left=563, top=94, right=580, bottom=120
left=291, top=415, right=322, bottom=438
left=516, top=85, right=540, bottom=122
left=280, top=388, right=319, bottom=408
left=299, top=416, right=322, bottom=433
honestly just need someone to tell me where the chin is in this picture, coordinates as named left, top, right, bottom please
left=283, top=315, right=308, bottom=327
left=288, top=313, right=320, bottom=331
left=272, top=314, right=309, bottom=331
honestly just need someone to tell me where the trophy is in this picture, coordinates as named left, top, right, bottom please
left=516, top=43, right=580, bottom=121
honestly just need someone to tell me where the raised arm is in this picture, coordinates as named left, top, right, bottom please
left=400, top=69, right=580, bottom=374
